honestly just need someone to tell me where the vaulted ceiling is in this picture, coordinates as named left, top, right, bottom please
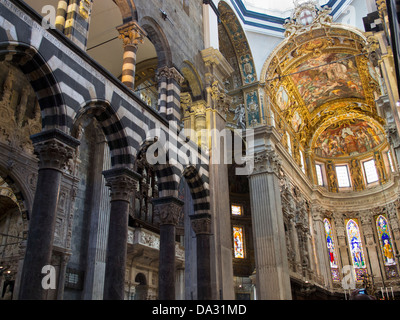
left=261, top=4, right=386, bottom=160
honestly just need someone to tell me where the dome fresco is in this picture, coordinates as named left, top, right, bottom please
left=290, top=52, right=365, bottom=113
left=313, top=119, right=384, bottom=158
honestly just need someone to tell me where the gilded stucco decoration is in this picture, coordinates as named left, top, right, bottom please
left=259, top=1, right=390, bottom=190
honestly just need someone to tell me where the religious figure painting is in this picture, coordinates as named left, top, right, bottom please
left=233, top=227, right=245, bottom=259
left=290, top=53, right=365, bottom=112
left=241, top=54, right=256, bottom=84
left=346, top=219, right=366, bottom=269
left=324, top=219, right=338, bottom=269
left=314, top=119, right=383, bottom=158
left=276, top=86, right=291, bottom=111
left=376, top=215, right=396, bottom=266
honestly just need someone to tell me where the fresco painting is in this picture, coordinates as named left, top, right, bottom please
left=290, top=52, right=365, bottom=112
left=314, top=119, right=383, bottom=158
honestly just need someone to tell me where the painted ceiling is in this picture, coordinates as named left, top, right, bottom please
left=261, top=3, right=386, bottom=160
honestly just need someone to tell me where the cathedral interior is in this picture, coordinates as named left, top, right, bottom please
left=0, top=0, right=400, bottom=300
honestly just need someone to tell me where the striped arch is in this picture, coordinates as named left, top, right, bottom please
left=0, top=42, right=68, bottom=132
left=72, top=100, right=135, bottom=168
left=183, top=165, right=210, bottom=215
left=155, top=163, right=182, bottom=199
left=113, top=0, right=138, bottom=23
left=135, top=139, right=182, bottom=199
left=140, top=16, right=172, bottom=69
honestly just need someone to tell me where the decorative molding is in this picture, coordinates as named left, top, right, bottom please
left=152, top=196, right=184, bottom=226
left=190, top=213, right=212, bottom=235
left=283, top=2, right=333, bottom=39
left=31, top=129, right=80, bottom=171
left=103, top=168, right=141, bottom=202
left=117, top=21, right=147, bottom=49
left=252, top=148, right=283, bottom=176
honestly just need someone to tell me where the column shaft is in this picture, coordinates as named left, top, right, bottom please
left=103, top=200, right=130, bottom=300
left=103, top=168, right=141, bottom=300
left=159, top=224, right=176, bottom=300
left=121, top=45, right=138, bottom=89
left=191, top=213, right=212, bottom=300
left=19, top=169, right=62, bottom=300
left=117, top=21, right=146, bottom=90
left=152, top=196, right=183, bottom=300
left=18, top=130, right=79, bottom=300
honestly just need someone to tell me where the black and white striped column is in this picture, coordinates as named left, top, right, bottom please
left=55, top=0, right=68, bottom=31
left=64, top=0, right=93, bottom=50
left=117, top=21, right=147, bottom=90
left=156, top=66, right=184, bottom=123
left=156, top=67, right=169, bottom=117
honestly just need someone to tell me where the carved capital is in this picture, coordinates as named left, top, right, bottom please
left=103, top=168, right=141, bottom=202
left=252, top=149, right=283, bottom=176
left=190, top=214, right=212, bottom=235
left=156, top=66, right=185, bottom=85
left=152, top=196, right=184, bottom=226
left=31, top=129, right=80, bottom=171
left=117, top=21, right=147, bottom=49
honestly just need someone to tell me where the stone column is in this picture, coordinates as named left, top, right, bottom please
left=311, top=205, right=333, bottom=288
left=152, top=196, right=183, bottom=300
left=191, top=213, right=212, bottom=300
left=360, top=214, right=382, bottom=281
left=64, top=0, right=93, bottom=50
left=201, top=47, right=235, bottom=300
left=18, top=129, right=79, bottom=300
left=57, top=252, right=71, bottom=300
left=55, top=0, right=68, bottom=31
left=333, top=213, right=351, bottom=269
left=117, top=21, right=147, bottom=90
left=103, top=168, right=141, bottom=300
left=248, top=126, right=292, bottom=300
left=156, top=66, right=185, bottom=123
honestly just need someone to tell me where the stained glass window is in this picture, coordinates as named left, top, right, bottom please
left=323, top=219, right=340, bottom=281
left=231, top=205, right=243, bottom=216
left=346, top=219, right=366, bottom=279
left=375, top=215, right=398, bottom=278
left=233, top=226, right=245, bottom=259
left=376, top=215, right=395, bottom=265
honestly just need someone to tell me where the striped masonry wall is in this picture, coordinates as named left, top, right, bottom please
left=0, top=0, right=211, bottom=214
